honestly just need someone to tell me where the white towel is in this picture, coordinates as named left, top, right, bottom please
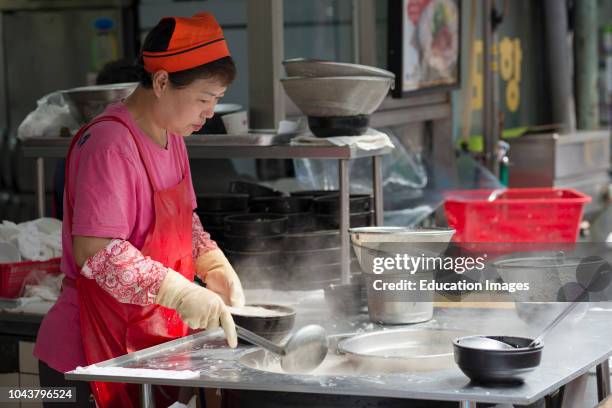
left=291, top=128, right=395, bottom=151
left=72, top=365, right=200, bottom=380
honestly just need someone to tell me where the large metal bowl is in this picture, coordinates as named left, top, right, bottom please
left=62, top=82, right=138, bottom=123
left=283, top=58, right=395, bottom=80
left=280, top=76, right=393, bottom=117
left=338, top=328, right=472, bottom=372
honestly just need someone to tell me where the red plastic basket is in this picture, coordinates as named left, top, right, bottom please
left=443, top=188, right=591, bottom=243
left=0, top=257, right=61, bottom=298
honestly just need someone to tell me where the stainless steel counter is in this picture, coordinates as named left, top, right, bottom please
left=66, top=299, right=612, bottom=407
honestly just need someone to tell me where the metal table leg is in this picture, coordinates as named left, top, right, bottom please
left=460, top=402, right=476, bottom=408
left=372, top=155, right=383, bottom=226
left=36, top=157, right=45, bottom=218
left=597, top=359, right=611, bottom=401
left=339, top=159, right=350, bottom=284
left=141, top=383, right=155, bottom=408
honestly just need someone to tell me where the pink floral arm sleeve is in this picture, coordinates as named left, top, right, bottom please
left=81, top=239, right=169, bottom=305
left=192, top=212, right=218, bottom=259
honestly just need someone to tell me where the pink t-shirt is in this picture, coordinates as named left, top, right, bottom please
left=34, top=103, right=197, bottom=372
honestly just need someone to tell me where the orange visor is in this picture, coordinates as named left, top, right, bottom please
left=142, top=12, right=230, bottom=73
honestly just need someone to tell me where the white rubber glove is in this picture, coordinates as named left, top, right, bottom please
left=195, top=248, right=245, bottom=307
left=156, top=269, right=237, bottom=348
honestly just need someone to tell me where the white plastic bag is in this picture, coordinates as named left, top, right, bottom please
left=17, top=91, right=79, bottom=140
left=0, top=218, right=62, bottom=261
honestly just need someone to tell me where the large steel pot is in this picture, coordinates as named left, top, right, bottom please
left=362, top=270, right=435, bottom=324
left=349, top=227, right=455, bottom=324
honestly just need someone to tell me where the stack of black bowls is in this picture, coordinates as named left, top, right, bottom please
left=223, top=213, right=288, bottom=289
left=197, top=185, right=372, bottom=292
left=274, top=190, right=368, bottom=290
left=311, top=193, right=373, bottom=229
left=249, top=196, right=315, bottom=233
left=196, top=193, right=250, bottom=248
left=284, top=229, right=341, bottom=287
left=228, top=181, right=283, bottom=197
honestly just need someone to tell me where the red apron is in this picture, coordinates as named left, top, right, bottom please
left=64, top=116, right=195, bottom=407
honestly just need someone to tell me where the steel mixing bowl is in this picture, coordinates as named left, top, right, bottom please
left=280, top=76, right=393, bottom=117
left=62, top=82, right=138, bottom=123
left=283, top=58, right=395, bottom=80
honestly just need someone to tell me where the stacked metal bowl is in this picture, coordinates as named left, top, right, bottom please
left=281, top=59, right=394, bottom=137
left=62, top=82, right=138, bottom=124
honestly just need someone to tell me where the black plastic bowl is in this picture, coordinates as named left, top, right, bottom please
left=307, top=114, right=370, bottom=138
left=290, top=190, right=339, bottom=198
left=231, top=304, right=296, bottom=343
left=204, top=226, right=225, bottom=242
left=277, top=212, right=316, bottom=233
left=312, top=194, right=372, bottom=214
left=453, top=335, right=543, bottom=384
left=197, top=210, right=248, bottom=228
left=224, top=233, right=285, bottom=252
left=284, top=230, right=340, bottom=251
left=315, top=211, right=372, bottom=229
left=197, top=193, right=250, bottom=212
left=225, top=249, right=283, bottom=268
left=224, top=213, right=288, bottom=236
left=284, top=247, right=341, bottom=267
left=229, top=181, right=283, bottom=197
left=249, top=196, right=312, bottom=213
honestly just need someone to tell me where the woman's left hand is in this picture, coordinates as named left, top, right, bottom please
left=195, top=248, right=245, bottom=307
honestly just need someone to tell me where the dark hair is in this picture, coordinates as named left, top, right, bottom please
left=137, top=18, right=236, bottom=89
left=96, top=58, right=141, bottom=85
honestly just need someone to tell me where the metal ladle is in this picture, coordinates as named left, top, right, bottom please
left=236, top=324, right=328, bottom=373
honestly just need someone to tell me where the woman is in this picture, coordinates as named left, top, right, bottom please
left=34, top=12, right=244, bottom=407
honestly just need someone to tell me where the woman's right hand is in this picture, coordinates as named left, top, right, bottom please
left=156, top=270, right=237, bottom=348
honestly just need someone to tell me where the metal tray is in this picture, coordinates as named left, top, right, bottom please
left=337, top=328, right=472, bottom=372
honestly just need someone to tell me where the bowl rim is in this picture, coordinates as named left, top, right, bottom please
left=62, top=82, right=138, bottom=94
left=280, top=76, right=394, bottom=83
left=453, top=335, right=544, bottom=352
left=224, top=213, right=288, bottom=223
left=492, top=256, right=605, bottom=269
left=349, top=226, right=455, bottom=235
left=229, top=303, right=296, bottom=319
left=282, top=58, right=396, bottom=79
left=285, top=230, right=339, bottom=238
left=338, top=328, right=472, bottom=360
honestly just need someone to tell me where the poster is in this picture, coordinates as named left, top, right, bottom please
left=389, top=0, right=461, bottom=97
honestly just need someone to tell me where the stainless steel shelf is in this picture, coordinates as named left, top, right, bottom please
left=21, top=136, right=392, bottom=160
left=22, top=135, right=392, bottom=283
